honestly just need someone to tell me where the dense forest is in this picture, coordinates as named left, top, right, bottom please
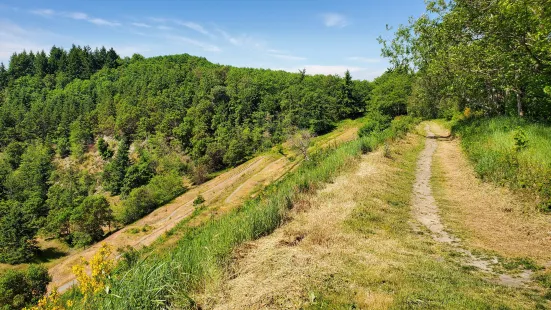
left=380, top=0, right=551, bottom=120
left=0, top=44, right=377, bottom=263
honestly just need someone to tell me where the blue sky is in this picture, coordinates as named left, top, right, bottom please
left=0, top=0, right=426, bottom=80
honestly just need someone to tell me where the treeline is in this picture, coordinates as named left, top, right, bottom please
left=0, top=45, right=120, bottom=83
left=380, top=0, right=551, bottom=120
left=0, top=47, right=374, bottom=263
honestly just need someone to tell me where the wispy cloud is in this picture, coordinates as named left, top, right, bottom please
left=268, top=53, right=306, bottom=61
left=322, top=13, right=348, bottom=28
left=131, top=22, right=151, bottom=28
left=31, top=9, right=121, bottom=27
left=157, top=25, right=172, bottom=31
left=348, top=56, right=381, bottom=63
left=30, top=9, right=55, bottom=17
left=266, top=48, right=286, bottom=54
left=174, top=20, right=215, bottom=38
left=216, top=28, right=265, bottom=49
left=167, top=35, right=221, bottom=52
left=0, top=20, right=60, bottom=62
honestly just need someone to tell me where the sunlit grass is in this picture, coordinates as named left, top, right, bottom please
left=453, top=117, right=551, bottom=209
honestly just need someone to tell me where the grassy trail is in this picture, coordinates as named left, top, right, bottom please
left=209, top=122, right=550, bottom=309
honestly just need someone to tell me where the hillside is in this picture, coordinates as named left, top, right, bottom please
left=0, top=48, right=373, bottom=266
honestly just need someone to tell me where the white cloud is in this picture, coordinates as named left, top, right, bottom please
left=66, top=12, right=88, bottom=20
left=174, top=20, right=215, bottom=38
left=322, top=13, right=348, bottom=28
left=348, top=56, right=381, bottom=63
left=31, top=9, right=121, bottom=27
left=216, top=28, right=265, bottom=50
left=167, top=35, right=221, bottom=52
left=30, top=9, right=55, bottom=17
left=88, top=18, right=120, bottom=27
left=266, top=48, right=286, bottom=54
left=268, top=53, right=306, bottom=61
left=131, top=22, right=151, bottom=28
left=157, top=25, right=173, bottom=30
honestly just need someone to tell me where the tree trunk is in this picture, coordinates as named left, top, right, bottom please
left=516, top=91, right=524, bottom=117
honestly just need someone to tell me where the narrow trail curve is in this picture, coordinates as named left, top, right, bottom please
left=412, top=123, right=532, bottom=288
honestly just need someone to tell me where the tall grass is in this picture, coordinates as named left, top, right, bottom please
left=453, top=117, right=551, bottom=209
left=67, top=117, right=419, bottom=309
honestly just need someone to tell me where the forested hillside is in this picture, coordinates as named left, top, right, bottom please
left=0, top=45, right=373, bottom=263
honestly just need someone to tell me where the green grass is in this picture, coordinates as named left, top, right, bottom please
left=453, top=116, right=551, bottom=209
left=61, top=117, right=419, bottom=309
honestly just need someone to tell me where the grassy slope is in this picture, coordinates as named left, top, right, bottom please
left=450, top=117, right=551, bottom=209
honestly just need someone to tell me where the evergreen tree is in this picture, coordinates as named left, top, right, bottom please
left=103, top=138, right=130, bottom=195
left=0, top=201, right=37, bottom=263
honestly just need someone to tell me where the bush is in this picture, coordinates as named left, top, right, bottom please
left=358, top=111, right=391, bottom=138
left=193, top=195, right=205, bottom=206
left=97, top=137, right=114, bottom=160
left=119, top=173, right=186, bottom=224
left=0, top=265, right=50, bottom=309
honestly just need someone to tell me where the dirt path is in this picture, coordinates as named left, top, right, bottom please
left=48, top=123, right=361, bottom=292
left=412, top=123, right=532, bottom=287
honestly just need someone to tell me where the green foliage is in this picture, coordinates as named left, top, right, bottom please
left=0, top=46, right=375, bottom=263
left=193, top=195, right=205, bottom=206
left=0, top=201, right=37, bottom=264
left=381, top=0, right=551, bottom=119
left=0, top=265, right=50, bottom=310
left=513, top=127, right=529, bottom=151
left=97, top=137, right=113, bottom=160
left=454, top=117, right=551, bottom=210
left=69, top=196, right=113, bottom=247
left=69, top=118, right=93, bottom=158
left=358, top=111, right=391, bottom=138
left=3, top=142, right=26, bottom=170
left=120, top=161, right=154, bottom=197
left=119, top=173, right=186, bottom=224
left=103, top=138, right=130, bottom=195
left=369, top=71, right=412, bottom=117
left=44, top=167, right=94, bottom=241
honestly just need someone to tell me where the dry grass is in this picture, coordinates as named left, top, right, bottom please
left=205, top=157, right=373, bottom=309
left=430, top=123, right=551, bottom=264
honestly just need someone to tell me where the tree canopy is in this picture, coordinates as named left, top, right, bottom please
left=380, top=0, right=551, bottom=119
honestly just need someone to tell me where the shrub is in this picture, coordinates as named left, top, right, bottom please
left=513, top=127, right=528, bottom=151
left=119, top=173, right=186, bottom=224
left=97, top=137, right=114, bottom=160
left=193, top=195, right=205, bottom=206
left=358, top=111, right=391, bottom=138
left=0, top=265, right=50, bottom=309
